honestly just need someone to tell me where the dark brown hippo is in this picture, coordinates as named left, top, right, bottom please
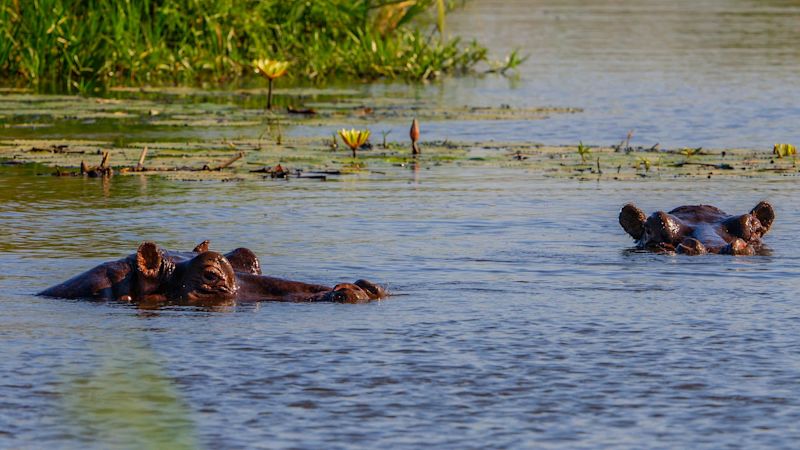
left=619, top=201, right=775, bottom=255
left=38, top=241, right=387, bottom=306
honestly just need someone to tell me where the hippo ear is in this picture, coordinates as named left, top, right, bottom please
left=136, top=241, right=165, bottom=279
left=193, top=240, right=210, bottom=253
left=354, top=279, right=386, bottom=299
left=619, top=203, right=646, bottom=240
left=224, top=248, right=262, bottom=275
left=751, top=201, right=775, bottom=234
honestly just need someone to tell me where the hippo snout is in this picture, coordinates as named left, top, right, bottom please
left=323, top=290, right=349, bottom=303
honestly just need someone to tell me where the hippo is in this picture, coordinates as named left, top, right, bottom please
left=38, top=241, right=387, bottom=306
left=619, top=201, right=775, bottom=255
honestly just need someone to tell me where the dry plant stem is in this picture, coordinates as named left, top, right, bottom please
left=136, top=147, right=148, bottom=170
left=214, top=152, right=244, bottom=170
left=78, top=151, right=112, bottom=177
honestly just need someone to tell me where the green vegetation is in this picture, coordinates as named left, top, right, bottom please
left=576, top=141, right=591, bottom=163
left=636, top=156, right=652, bottom=173
left=0, top=0, right=491, bottom=93
left=679, top=147, right=702, bottom=159
left=486, top=49, right=529, bottom=74
left=2, top=92, right=795, bottom=182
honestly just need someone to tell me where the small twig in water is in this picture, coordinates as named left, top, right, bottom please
left=203, top=152, right=244, bottom=171
left=136, top=147, right=148, bottom=171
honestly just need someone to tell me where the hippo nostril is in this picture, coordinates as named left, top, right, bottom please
left=722, top=238, right=754, bottom=256
left=644, top=211, right=683, bottom=246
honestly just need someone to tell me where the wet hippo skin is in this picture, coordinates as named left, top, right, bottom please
left=619, top=201, right=775, bottom=255
left=39, top=241, right=387, bottom=306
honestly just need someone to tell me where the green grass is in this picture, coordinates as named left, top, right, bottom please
left=0, top=0, right=490, bottom=93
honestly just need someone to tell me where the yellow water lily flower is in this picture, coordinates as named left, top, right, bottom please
left=253, top=58, right=290, bottom=110
left=338, top=128, right=371, bottom=158
left=774, top=143, right=796, bottom=158
left=252, top=58, right=290, bottom=80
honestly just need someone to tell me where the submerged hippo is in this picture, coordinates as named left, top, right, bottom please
left=39, top=241, right=387, bottom=306
left=619, top=201, right=775, bottom=255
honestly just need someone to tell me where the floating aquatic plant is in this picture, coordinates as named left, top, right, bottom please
left=636, top=156, right=652, bottom=173
left=380, top=130, right=392, bottom=149
left=486, top=49, right=529, bottom=75
left=338, top=128, right=371, bottom=158
left=577, top=141, right=591, bottom=163
left=328, top=132, right=339, bottom=151
left=680, top=147, right=702, bottom=158
left=773, top=143, right=796, bottom=158
left=253, top=59, right=290, bottom=110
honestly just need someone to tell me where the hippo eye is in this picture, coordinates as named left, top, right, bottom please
left=203, top=270, right=220, bottom=283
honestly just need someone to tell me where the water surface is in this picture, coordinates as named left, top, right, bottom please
left=438, top=0, right=800, bottom=148
left=1, top=168, right=799, bottom=448
left=2, top=1, right=800, bottom=448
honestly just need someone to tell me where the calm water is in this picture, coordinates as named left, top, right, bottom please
left=1, top=169, right=799, bottom=449
left=356, top=0, right=800, bottom=149
left=3, top=0, right=800, bottom=448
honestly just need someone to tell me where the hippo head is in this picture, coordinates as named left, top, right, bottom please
left=619, top=201, right=775, bottom=255
left=319, top=280, right=387, bottom=304
left=619, top=204, right=690, bottom=251
left=134, top=242, right=238, bottom=306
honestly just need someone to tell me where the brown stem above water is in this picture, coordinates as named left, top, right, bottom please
left=410, top=118, right=420, bottom=156
left=267, top=78, right=274, bottom=110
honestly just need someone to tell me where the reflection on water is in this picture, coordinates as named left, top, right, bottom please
left=1, top=168, right=799, bottom=448
left=436, top=0, right=800, bottom=148
left=59, top=340, right=197, bottom=449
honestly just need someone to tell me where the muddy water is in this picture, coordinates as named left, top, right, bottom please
left=3, top=0, right=800, bottom=448
left=1, top=168, right=799, bottom=449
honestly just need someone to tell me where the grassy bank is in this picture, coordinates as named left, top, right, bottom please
left=0, top=0, right=490, bottom=93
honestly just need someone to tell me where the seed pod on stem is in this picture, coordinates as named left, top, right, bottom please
left=410, top=118, right=420, bottom=156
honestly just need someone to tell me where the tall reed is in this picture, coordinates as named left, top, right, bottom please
left=0, top=0, right=488, bottom=93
